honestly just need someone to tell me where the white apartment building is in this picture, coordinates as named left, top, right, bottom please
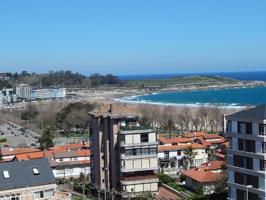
left=16, top=84, right=31, bottom=99
left=226, top=104, right=266, bottom=200
left=31, top=88, right=66, bottom=99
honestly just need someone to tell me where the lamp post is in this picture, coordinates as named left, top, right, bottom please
left=246, top=185, right=252, bottom=200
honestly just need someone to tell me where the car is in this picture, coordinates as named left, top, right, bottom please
left=11, top=131, right=14, bottom=134
left=30, top=143, right=36, bottom=146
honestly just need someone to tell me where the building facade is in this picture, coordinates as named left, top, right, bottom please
left=31, top=88, right=66, bottom=99
left=16, top=84, right=31, bottom=99
left=226, top=105, right=266, bottom=200
left=89, top=104, right=159, bottom=198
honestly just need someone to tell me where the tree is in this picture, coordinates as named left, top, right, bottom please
left=183, top=147, right=197, bottom=169
left=38, top=129, right=54, bottom=150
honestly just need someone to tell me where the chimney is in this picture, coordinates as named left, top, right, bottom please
left=109, top=104, right=113, bottom=113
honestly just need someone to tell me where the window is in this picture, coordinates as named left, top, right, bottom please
left=260, top=160, right=266, bottom=171
left=259, top=124, right=266, bottom=136
left=262, top=142, right=266, bottom=153
left=149, top=148, right=157, bottom=154
left=177, top=150, right=181, bottom=156
left=238, top=122, right=252, bottom=134
left=238, top=139, right=255, bottom=153
left=165, top=151, right=169, bottom=159
left=125, top=149, right=132, bottom=156
left=141, top=133, right=149, bottom=143
left=142, top=148, right=149, bottom=155
left=3, top=170, right=9, bottom=179
left=226, top=120, right=232, bottom=132
left=32, top=168, right=40, bottom=175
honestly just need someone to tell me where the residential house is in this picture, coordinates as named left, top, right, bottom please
left=0, top=158, right=71, bottom=200
left=182, top=161, right=226, bottom=195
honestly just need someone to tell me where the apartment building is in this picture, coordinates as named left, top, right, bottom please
left=0, top=158, right=71, bottom=200
left=89, top=104, right=159, bottom=198
left=16, top=84, right=31, bottom=99
left=225, top=104, right=266, bottom=200
left=31, top=88, right=66, bottom=99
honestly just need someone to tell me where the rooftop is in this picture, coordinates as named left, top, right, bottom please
left=89, top=104, right=140, bottom=118
left=158, top=143, right=206, bottom=152
left=0, top=158, right=55, bottom=191
left=182, top=161, right=226, bottom=183
left=228, top=104, right=266, bottom=120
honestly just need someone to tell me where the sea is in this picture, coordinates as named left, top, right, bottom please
left=118, top=71, right=266, bottom=107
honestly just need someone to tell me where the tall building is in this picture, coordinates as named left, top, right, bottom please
left=226, top=104, right=266, bottom=200
left=89, top=104, right=159, bottom=198
left=16, top=84, right=32, bottom=99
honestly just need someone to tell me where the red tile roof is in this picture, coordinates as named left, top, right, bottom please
left=1, top=148, right=40, bottom=156
left=158, top=143, right=206, bottom=152
left=160, top=137, right=192, bottom=144
left=182, top=161, right=226, bottom=183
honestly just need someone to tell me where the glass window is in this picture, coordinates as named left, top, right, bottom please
left=142, top=148, right=149, bottom=155
left=149, top=148, right=157, bottom=154
left=259, top=124, right=266, bottom=136
left=3, top=171, right=10, bottom=179
left=32, top=168, right=40, bottom=175
left=141, top=133, right=149, bottom=143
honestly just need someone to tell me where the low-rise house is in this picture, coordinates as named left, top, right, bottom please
left=158, top=141, right=208, bottom=174
left=1, top=147, right=40, bottom=160
left=0, top=158, right=71, bottom=200
left=49, top=149, right=90, bottom=178
left=4, top=143, right=90, bottom=179
left=182, top=161, right=226, bottom=195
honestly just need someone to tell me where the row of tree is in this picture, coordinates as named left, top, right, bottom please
left=138, top=104, right=225, bottom=134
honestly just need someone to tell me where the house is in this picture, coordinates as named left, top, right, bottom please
left=0, top=158, right=71, bottom=200
left=3, top=143, right=90, bottom=179
left=158, top=140, right=208, bottom=174
left=182, top=161, right=226, bottom=195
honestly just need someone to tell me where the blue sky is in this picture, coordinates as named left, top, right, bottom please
left=0, top=0, right=266, bottom=75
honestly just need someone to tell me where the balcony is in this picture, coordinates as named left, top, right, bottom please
left=121, top=166, right=158, bottom=173
left=121, top=175, right=159, bottom=185
left=120, top=126, right=153, bottom=134
left=121, top=153, right=157, bottom=160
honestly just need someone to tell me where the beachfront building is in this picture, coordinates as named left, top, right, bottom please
left=158, top=137, right=208, bottom=174
left=16, top=84, right=31, bottom=99
left=89, top=104, right=159, bottom=198
left=31, top=88, right=66, bottom=99
left=225, top=104, right=266, bottom=200
left=182, top=161, right=226, bottom=195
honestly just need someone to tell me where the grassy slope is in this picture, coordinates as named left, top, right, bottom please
left=126, top=76, right=238, bottom=88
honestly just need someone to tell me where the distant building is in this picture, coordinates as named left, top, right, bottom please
left=89, top=104, right=159, bottom=198
left=16, top=84, right=31, bottom=99
left=225, top=104, right=266, bottom=200
left=0, top=158, right=71, bottom=200
left=31, top=88, right=66, bottom=99
left=1, top=88, right=17, bottom=104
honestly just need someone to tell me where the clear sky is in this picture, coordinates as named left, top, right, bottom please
left=0, top=0, right=266, bottom=75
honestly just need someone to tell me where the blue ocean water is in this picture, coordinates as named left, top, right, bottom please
left=119, top=71, right=266, bottom=81
left=125, top=87, right=266, bottom=107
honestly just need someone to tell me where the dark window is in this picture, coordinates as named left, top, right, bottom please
left=262, top=142, right=266, bottom=153
left=238, top=122, right=253, bottom=134
left=226, top=120, right=232, bottom=132
left=238, top=139, right=255, bottom=153
left=165, top=151, right=169, bottom=159
left=247, top=175, right=258, bottom=188
left=236, top=189, right=245, bottom=200
left=260, top=160, right=266, bottom=171
left=235, top=172, right=244, bottom=184
left=259, top=124, right=266, bottom=136
left=149, top=148, right=157, bottom=154
left=234, top=155, right=244, bottom=168
left=246, top=157, right=253, bottom=170
left=177, top=150, right=181, bottom=156
left=141, top=133, right=149, bottom=143
left=40, top=191, right=44, bottom=198
left=125, top=149, right=132, bottom=156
